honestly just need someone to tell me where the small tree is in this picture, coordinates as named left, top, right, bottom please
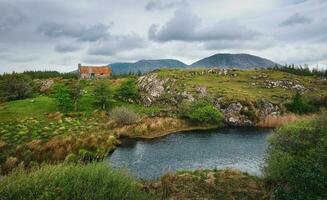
left=115, top=77, right=140, bottom=102
left=71, top=82, right=82, bottom=111
left=285, top=92, right=315, bottom=114
left=53, top=84, right=73, bottom=112
left=93, top=81, right=113, bottom=110
left=0, top=73, right=32, bottom=101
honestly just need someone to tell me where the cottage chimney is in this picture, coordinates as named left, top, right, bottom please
left=78, top=63, right=81, bottom=72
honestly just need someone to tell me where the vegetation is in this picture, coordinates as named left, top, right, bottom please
left=0, top=163, right=151, bottom=200
left=21, top=70, right=77, bottom=79
left=53, top=84, right=73, bottom=112
left=0, top=73, right=32, bottom=102
left=115, top=77, right=140, bottom=102
left=284, top=92, right=315, bottom=114
left=144, top=169, right=267, bottom=200
left=265, top=113, right=327, bottom=199
left=93, top=81, right=113, bottom=110
left=110, top=107, right=139, bottom=125
left=179, top=100, right=223, bottom=124
left=269, top=64, right=327, bottom=77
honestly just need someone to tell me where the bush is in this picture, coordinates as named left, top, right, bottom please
left=265, top=113, right=327, bottom=199
left=0, top=163, right=152, bottom=200
left=178, top=100, right=223, bottom=125
left=110, top=107, right=139, bottom=125
left=115, top=77, right=140, bottom=102
left=284, top=92, right=315, bottom=114
left=53, top=84, right=73, bottom=112
left=0, top=73, right=32, bottom=101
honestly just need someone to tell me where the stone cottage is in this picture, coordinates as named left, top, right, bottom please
left=78, top=63, right=112, bottom=79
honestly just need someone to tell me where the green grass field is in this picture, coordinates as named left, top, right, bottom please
left=0, top=96, right=56, bottom=121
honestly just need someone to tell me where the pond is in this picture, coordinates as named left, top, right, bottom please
left=108, top=128, right=272, bottom=179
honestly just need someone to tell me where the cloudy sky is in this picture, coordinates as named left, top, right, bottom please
left=0, top=0, right=327, bottom=73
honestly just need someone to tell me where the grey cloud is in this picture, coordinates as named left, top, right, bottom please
left=38, top=23, right=110, bottom=42
left=149, top=9, right=260, bottom=42
left=0, top=4, right=26, bottom=31
left=279, top=13, right=313, bottom=27
left=204, top=37, right=275, bottom=51
left=87, top=34, right=147, bottom=56
left=145, top=0, right=188, bottom=11
left=55, top=43, right=81, bottom=53
left=287, top=0, right=308, bottom=4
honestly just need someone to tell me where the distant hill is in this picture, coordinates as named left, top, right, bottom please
left=110, top=59, right=187, bottom=74
left=190, top=53, right=278, bottom=69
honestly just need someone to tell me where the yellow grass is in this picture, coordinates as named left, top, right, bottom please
left=258, top=113, right=315, bottom=128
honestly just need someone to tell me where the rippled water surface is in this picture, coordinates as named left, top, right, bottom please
left=108, top=128, right=272, bottom=179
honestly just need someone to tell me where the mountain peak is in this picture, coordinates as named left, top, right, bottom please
left=190, top=53, right=277, bottom=69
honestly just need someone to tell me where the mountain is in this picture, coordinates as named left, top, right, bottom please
left=110, top=59, right=187, bottom=74
left=190, top=53, right=278, bottom=69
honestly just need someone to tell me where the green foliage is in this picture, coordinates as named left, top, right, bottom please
left=0, top=163, right=152, bottom=200
left=265, top=113, right=327, bottom=199
left=0, top=73, right=32, bottom=101
left=284, top=92, right=315, bottom=114
left=115, top=77, right=140, bottom=102
left=53, top=84, right=73, bottom=112
left=269, top=64, right=327, bottom=77
left=110, top=107, right=139, bottom=125
left=21, top=70, right=77, bottom=79
left=93, top=81, right=113, bottom=110
left=179, top=100, right=223, bottom=124
left=71, top=82, right=83, bottom=111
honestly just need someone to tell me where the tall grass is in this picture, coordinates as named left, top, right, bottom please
left=0, top=163, right=152, bottom=200
left=257, top=114, right=314, bottom=128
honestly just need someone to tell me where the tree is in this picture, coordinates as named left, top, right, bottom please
left=71, top=82, right=82, bottom=111
left=115, top=78, right=140, bottom=102
left=0, top=73, right=32, bottom=101
left=53, top=84, right=73, bottom=112
left=93, top=81, right=113, bottom=110
left=285, top=92, right=315, bottom=114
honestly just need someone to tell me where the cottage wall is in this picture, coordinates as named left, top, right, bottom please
left=78, top=64, right=112, bottom=79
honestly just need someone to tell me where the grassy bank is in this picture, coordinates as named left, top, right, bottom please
left=0, top=163, right=152, bottom=200
left=113, top=117, right=221, bottom=139
left=143, top=169, right=269, bottom=200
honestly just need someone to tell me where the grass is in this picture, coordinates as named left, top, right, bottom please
left=0, top=96, right=56, bottom=121
left=143, top=169, right=268, bottom=200
left=155, top=68, right=327, bottom=105
left=0, top=163, right=152, bottom=200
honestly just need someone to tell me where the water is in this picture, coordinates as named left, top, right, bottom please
left=108, top=128, right=272, bottom=179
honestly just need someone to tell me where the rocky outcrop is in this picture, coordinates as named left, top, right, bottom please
left=264, top=80, right=306, bottom=92
left=223, top=103, right=254, bottom=126
left=39, top=79, right=54, bottom=93
left=137, top=70, right=281, bottom=126
left=138, top=74, right=175, bottom=106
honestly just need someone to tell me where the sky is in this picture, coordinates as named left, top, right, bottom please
left=0, top=0, right=327, bottom=73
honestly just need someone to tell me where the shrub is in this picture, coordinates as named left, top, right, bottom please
left=53, top=84, right=73, bottom=112
left=0, top=73, right=32, bottom=101
left=93, top=81, right=113, bottom=110
left=115, top=77, right=140, bottom=102
left=0, top=163, right=152, bottom=200
left=110, top=107, right=139, bottom=125
left=178, top=100, right=223, bottom=125
left=284, top=92, right=315, bottom=114
left=265, top=113, right=327, bottom=199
